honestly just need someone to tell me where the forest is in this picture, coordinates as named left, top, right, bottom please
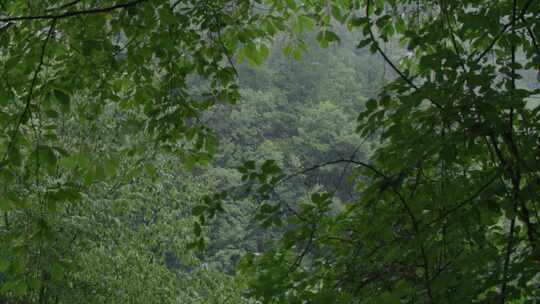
left=1, top=0, right=540, bottom=303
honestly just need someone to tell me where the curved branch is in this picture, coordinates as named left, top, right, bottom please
left=520, top=16, right=540, bottom=60
left=427, top=171, right=502, bottom=226
left=212, top=11, right=239, bottom=78
left=0, top=0, right=147, bottom=23
left=470, top=0, right=535, bottom=64
left=365, top=0, right=443, bottom=110
left=438, top=0, right=467, bottom=72
left=288, top=225, right=316, bottom=273
left=278, top=158, right=388, bottom=187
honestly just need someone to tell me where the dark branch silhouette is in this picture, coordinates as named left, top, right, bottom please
left=0, top=0, right=148, bottom=22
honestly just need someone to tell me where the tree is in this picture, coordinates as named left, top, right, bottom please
left=0, top=1, right=283, bottom=302
left=235, top=0, right=540, bottom=303
left=3, top=0, right=540, bottom=303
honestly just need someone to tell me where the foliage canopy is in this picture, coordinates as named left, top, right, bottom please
left=1, top=0, right=540, bottom=303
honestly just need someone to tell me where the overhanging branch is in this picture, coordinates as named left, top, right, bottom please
left=365, top=0, right=443, bottom=110
left=0, top=0, right=148, bottom=23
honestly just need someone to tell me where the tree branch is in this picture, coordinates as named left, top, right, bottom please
left=470, top=0, right=535, bottom=64
left=520, top=16, right=540, bottom=60
left=288, top=225, right=316, bottom=274
left=427, top=171, right=502, bottom=226
left=366, top=0, right=443, bottom=110
left=279, top=158, right=387, bottom=187
left=0, top=0, right=148, bottom=22
left=1, top=20, right=57, bottom=169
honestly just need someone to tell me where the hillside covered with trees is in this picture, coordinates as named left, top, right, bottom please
left=1, top=0, right=540, bottom=303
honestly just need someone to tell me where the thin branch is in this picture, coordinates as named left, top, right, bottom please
left=470, top=0, right=535, bottom=65
left=427, top=171, right=502, bottom=226
left=381, top=170, right=433, bottom=303
left=1, top=20, right=57, bottom=169
left=0, top=0, right=148, bottom=22
left=439, top=0, right=466, bottom=71
left=212, top=11, right=239, bottom=78
left=366, top=0, right=443, bottom=110
left=501, top=1, right=520, bottom=301
left=171, top=0, right=182, bottom=11
left=500, top=212, right=517, bottom=303
left=288, top=225, right=316, bottom=274
left=520, top=16, right=540, bottom=59
left=431, top=248, right=465, bottom=281
left=269, top=188, right=308, bottom=222
left=420, top=246, right=434, bottom=304
left=279, top=158, right=387, bottom=187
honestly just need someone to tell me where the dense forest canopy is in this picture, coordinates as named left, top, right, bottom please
left=1, top=0, right=540, bottom=303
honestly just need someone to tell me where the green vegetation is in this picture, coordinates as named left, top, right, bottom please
left=1, top=0, right=540, bottom=303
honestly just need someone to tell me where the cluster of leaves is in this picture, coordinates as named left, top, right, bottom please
left=190, top=30, right=380, bottom=274
left=1, top=0, right=379, bottom=302
left=4, top=0, right=539, bottom=303
left=235, top=0, right=540, bottom=303
left=0, top=0, right=293, bottom=302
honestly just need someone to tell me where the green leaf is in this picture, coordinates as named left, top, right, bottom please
left=395, top=17, right=406, bottom=33
left=243, top=42, right=259, bottom=65
left=284, top=0, right=297, bottom=10
left=293, top=48, right=302, bottom=60
left=330, top=4, right=343, bottom=21
left=297, top=15, right=314, bottom=33
left=323, top=31, right=341, bottom=43
left=366, top=99, right=377, bottom=111
left=184, top=154, right=197, bottom=171
left=283, top=43, right=293, bottom=57
left=259, top=44, right=270, bottom=62
left=357, top=38, right=372, bottom=49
